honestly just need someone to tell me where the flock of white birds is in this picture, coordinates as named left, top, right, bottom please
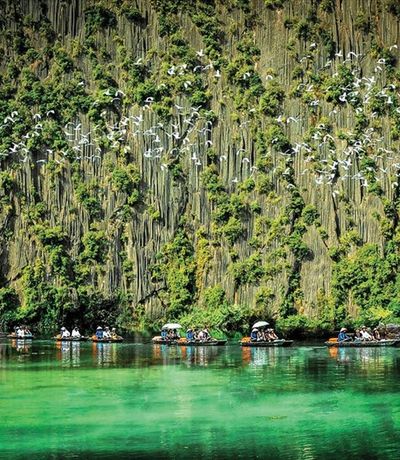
left=1, top=41, right=400, bottom=199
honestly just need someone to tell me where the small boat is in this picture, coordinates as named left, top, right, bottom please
left=178, top=338, right=227, bottom=346
left=7, top=333, right=34, bottom=340
left=54, top=335, right=89, bottom=342
left=152, top=336, right=227, bottom=346
left=152, top=337, right=178, bottom=345
left=90, top=335, right=123, bottom=343
left=240, top=338, right=294, bottom=347
left=325, top=338, right=400, bottom=347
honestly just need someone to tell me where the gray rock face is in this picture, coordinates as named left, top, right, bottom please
left=0, top=0, right=400, bottom=328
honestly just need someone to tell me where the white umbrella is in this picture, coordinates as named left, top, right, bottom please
left=162, top=323, right=182, bottom=330
left=252, top=321, right=269, bottom=329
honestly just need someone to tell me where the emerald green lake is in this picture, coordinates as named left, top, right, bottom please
left=1, top=340, right=400, bottom=459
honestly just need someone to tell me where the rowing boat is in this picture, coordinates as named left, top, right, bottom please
left=7, top=333, right=34, bottom=340
left=152, top=337, right=227, bottom=346
left=90, top=336, right=123, bottom=343
left=179, top=339, right=227, bottom=346
left=240, top=339, right=294, bottom=347
left=54, top=336, right=88, bottom=342
left=325, top=339, right=400, bottom=347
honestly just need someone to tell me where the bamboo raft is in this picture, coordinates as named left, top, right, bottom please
left=7, top=333, right=34, bottom=340
left=152, top=337, right=227, bottom=346
left=90, top=336, right=124, bottom=343
left=54, top=336, right=89, bottom=342
left=325, top=339, right=400, bottom=347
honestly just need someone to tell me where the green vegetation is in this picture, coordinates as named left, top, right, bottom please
left=179, top=285, right=256, bottom=335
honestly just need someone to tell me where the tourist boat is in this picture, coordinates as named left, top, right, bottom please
left=325, top=338, right=400, bottom=347
left=152, top=336, right=227, bottom=346
left=240, top=338, right=294, bottom=347
left=54, top=335, right=89, bottom=342
left=90, top=336, right=124, bottom=343
left=7, top=333, right=34, bottom=340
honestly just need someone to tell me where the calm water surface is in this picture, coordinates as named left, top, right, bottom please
left=1, top=339, right=400, bottom=459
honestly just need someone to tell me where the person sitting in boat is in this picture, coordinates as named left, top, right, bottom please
left=71, top=327, right=81, bottom=338
left=95, top=326, right=103, bottom=340
left=168, top=329, right=179, bottom=340
left=173, top=329, right=180, bottom=339
left=250, top=328, right=258, bottom=342
left=111, top=327, right=119, bottom=339
left=373, top=328, right=381, bottom=341
left=16, top=326, right=24, bottom=338
left=263, top=329, right=278, bottom=341
left=161, top=327, right=168, bottom=340
left=354, top=329, right=362, bottom=342
left=202, top=328, right=211, bottom=341
left=103, top=326, right=111, bottom=339
left=197, top=329, right=205, bottom=341
left=360, top=326, right=374, bottom=341
left=268, top=328, right=279, bottom=340
left=186, top=328, right=195, bottom=341
left=257, top=329, right=264, bottom=341
left=338, top=327, right=351, bottom=342
left=61, top=327, right=70, bottom=339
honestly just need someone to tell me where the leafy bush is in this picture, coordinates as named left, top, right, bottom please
left=75, top=183, right=102, bottom=220
left=276, top=314, right=334, bottom=338
left=231, top=253, right=265, bottom=285
left=0, top=287, right=19, bottom=330
left=179, top=286, right=255, bottom=335
left=259, top=81, right=285, bottom=117
left=264, top=0, right=287, bottom=9
left=85, top=6, right=117, bottom=35
left=221, top=216, right=243, bottom=245
left=302, top=205, right=319, bottom=225
left=386, top=0, right=400, bottom=18
left=111, top=165, right=141, bottom=194
left=81, top=230, right=108, bottom=264
left=332, top=243, right=400, bottom=324
left=265, top=125, right=291, bottom=152
left=201, top=165, right=224, bottom=199
left=256, top=173, right=273, bottom=194
left=151, top=230, right=196, bottom=318
left=121, top=5, right=144, bottom=22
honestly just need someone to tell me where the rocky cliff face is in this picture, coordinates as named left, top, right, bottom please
left=1, top=0, right=400, bottom=332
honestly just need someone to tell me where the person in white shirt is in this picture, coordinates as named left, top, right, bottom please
left=71, top=327, right=81, bottom=338
left=360, top=326, right=374, bottom=341
left=197, top=330, right=205, bottom=341
left=103, top=327, right=111, bottom=339
left=61, top=327, right=70, bottom=338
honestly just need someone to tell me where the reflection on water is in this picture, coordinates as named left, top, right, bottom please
left=250, top=347, right=278, bottom=366
left=55, top=341, right=82, bottom=367
left=330, top=345, right=397, bottom=368
left=0, top=342, right=7, bottom=360
left=1, top=341, right=400, bottom=459
left=11, top=339, right=32, bottom=354
left=152, top=344, right=221, bottom=367
left=94, top=342, right=118, bottom=367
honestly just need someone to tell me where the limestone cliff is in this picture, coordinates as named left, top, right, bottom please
left=1, top=0, right=400, bottom=333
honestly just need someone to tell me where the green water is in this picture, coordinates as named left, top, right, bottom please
left=1, top=340, right=400, bottom=459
